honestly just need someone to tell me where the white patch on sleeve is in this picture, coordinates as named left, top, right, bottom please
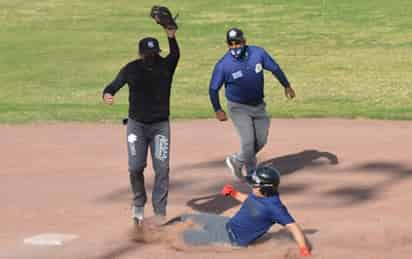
left=232, top=70, right=243, bottom=80
left=128, top=134, right=137, bottom=156
left=255, top=63, right=263, bottom=73
left=154, top=135, right=169, bottom=162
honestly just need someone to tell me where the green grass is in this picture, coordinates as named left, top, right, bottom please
left=1, top=0, right=412, bottom=123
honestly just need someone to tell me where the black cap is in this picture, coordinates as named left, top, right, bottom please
left=226, top=28, right=245, bottom=44
left=245, top=166, right=281, bottom=188
left=138, top=37, right=161, bottom=55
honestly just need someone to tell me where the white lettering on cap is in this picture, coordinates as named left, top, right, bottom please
left=148, top=41, right=154, bottom=48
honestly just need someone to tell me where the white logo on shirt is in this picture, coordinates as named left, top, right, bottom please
left=232, top=70, right=243, bottom=80
left=255, top=63, right=263, bottom=73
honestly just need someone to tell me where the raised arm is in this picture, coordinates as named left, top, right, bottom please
left=165, top=28, right=180, bottom=72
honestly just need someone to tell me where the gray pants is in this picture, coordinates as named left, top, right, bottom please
left=227, top=100, right=270, bottom=175
left=126, top=118, right=170, bottom=216
left=181, top=213, right=233, bottom=246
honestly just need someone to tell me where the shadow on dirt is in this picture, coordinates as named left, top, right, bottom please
left=186, top=149, right=339, bottom=213
left=260, top=149, right=338, bottom=175
left=323, top=162, right=412, bottom=206
left=186, top=152, right=412, bottom=211
left=95, top=150, right=412, bottom=209
left=186, top=194, right=241, bottom=215
left=173, top=149, right=338, bottom=175
left=95, top=149, right=338, bottom=204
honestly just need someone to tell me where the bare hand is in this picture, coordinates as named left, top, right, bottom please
left=165, top=28, right=176, bottom=38
left=103, top=93, right=114, bottom=105
left=215, top=110, right=228, bottom=121
left=284, top=86, right=296, bottom=99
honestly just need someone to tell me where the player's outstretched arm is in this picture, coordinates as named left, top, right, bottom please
left=285, top=222, right=311, bottom=256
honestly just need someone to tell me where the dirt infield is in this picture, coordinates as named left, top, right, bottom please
left=1, top=119, right=412, bottom=259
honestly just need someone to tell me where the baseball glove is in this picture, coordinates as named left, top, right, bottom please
left=150, top=5, right=178, bottom=30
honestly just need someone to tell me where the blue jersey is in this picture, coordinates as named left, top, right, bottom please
left=227, top=193, right=295, bottom=247
left=209, top=45, right=290, bottom=111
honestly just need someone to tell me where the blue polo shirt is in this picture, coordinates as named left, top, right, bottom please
left=209, top=45, right=290, bottom=111
left=227, top=193, right=295, bottom=246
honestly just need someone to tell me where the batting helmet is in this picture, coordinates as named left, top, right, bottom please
left=245, top=166, right=281, bottom=188
left=226, top=28, right=245, bottom=44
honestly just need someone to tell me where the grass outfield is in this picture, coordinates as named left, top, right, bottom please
left=1, top=0, right=412, bottom=123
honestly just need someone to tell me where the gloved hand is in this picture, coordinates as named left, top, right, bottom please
left=221, top=184, right=238, bottom=198
left=299, top=246, right=311, bottom=256
left=150, top=6, right=178, bottom=30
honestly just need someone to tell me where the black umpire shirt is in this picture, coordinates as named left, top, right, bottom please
left=103, top=37, right=180, bottom=124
